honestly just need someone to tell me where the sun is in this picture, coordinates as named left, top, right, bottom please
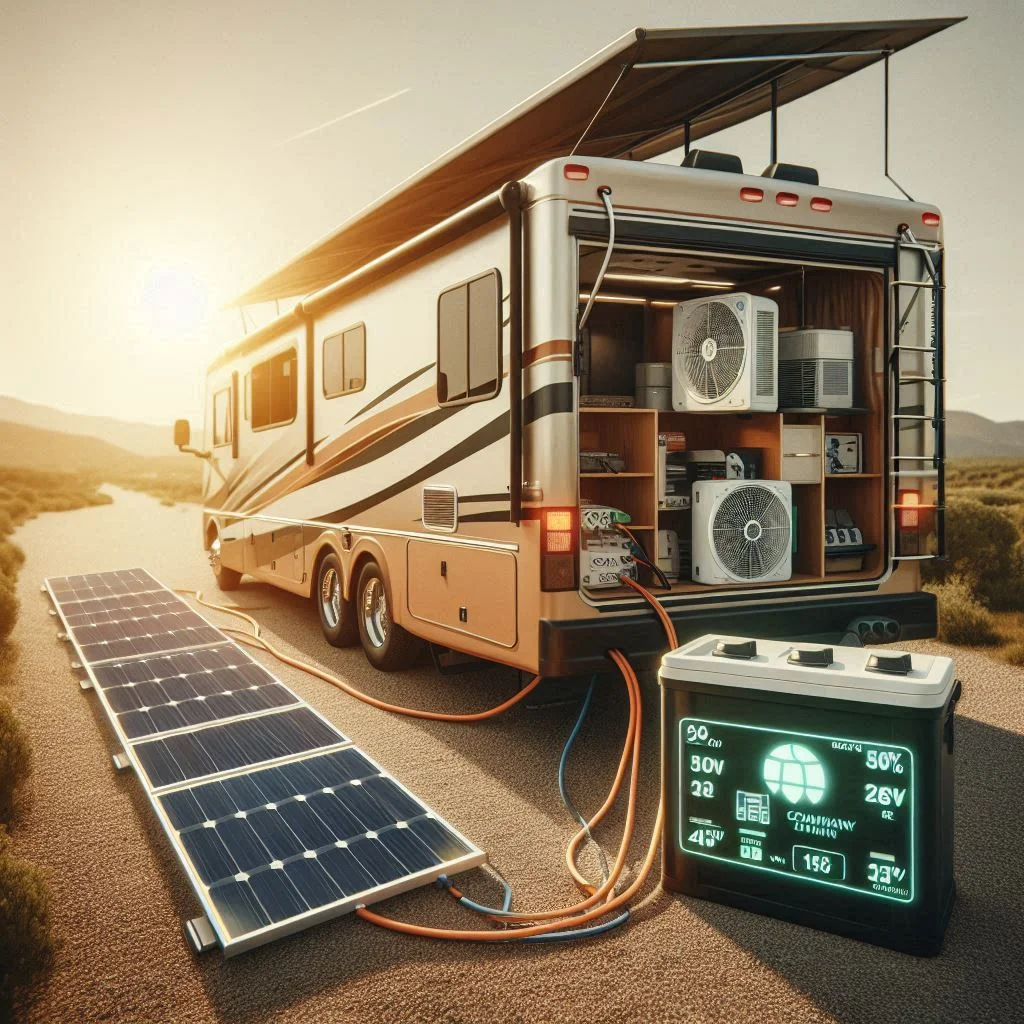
left=140, top=264, right=209, bottom=336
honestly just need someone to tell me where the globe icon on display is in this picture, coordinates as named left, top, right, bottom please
left=762, top=743, right=826, bottom=804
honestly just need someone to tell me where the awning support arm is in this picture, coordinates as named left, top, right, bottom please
left=883, top=51, right=915, bottom=201
left=570, top=32, right=646, bottom=157
left=634, top=48, right=890, bottom=70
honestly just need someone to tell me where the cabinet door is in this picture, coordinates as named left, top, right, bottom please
left=406, top=541, right=517, bottom=648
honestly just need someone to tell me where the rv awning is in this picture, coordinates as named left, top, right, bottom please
left=234, top=17, right=962, bottom=306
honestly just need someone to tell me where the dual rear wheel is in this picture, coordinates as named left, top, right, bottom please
left=314, top=552, right=421, bottom=671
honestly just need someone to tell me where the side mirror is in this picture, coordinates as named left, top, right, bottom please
left=173, top=419, right=191, bottom=448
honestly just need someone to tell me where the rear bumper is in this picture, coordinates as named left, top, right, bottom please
left=539, top=591, right=937, bottom=678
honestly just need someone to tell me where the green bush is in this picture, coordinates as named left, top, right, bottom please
left=925, top=575, right=999, bottom=646
left=0, top=700, right=31, bottom=823
left=0, top=584, right=16, bottom=646
left=0, top=827, right=56, bottom=1019
left=923, top=497, right=1024, bottom=610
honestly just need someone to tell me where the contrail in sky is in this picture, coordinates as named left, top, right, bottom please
left=277, top=87, right=411, bottom=145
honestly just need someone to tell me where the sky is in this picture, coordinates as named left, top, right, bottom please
left=1, top=0, right=1021, bottom=425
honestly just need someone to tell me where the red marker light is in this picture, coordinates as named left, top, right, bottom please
left=740, top=187, right=764, bottom=203
left=776, top=192, right=799, bottom=207
left=810, top=197, right=833, bottom=213
left=922, top=211, right=941, bottom=227
left=564, top=164, right=590, bottom=181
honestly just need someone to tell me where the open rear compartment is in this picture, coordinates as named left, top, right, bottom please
left=576, top=245, right=888, bottom=600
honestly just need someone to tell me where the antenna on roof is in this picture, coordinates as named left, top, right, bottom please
left=883, top=51, right=915, bottom=202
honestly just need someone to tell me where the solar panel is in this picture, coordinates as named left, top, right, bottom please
left=45, top=568, right=485, bottom=955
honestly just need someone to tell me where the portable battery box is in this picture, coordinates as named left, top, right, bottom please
left=660, top=635, right=959, bottom=955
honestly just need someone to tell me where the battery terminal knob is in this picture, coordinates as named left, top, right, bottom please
left=787, top=647, right=834, bottom=667
left=713, top=639, right=758, bottom=660
left=866, top=653, right=913, bottom=675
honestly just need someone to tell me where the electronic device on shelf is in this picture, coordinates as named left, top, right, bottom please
left=580, top=450, right=626, bottom=473
left=579, top=394, right=634, bottom=407
left=657, top=529, right=681, bottom=580
left=825, top=507, right=876, bottom=573
left=825, top=432, right=863, bottom=473
left=691, top=480, right=793, bottom=585
left=724, top=448, right=763, bottom=480
left=671, top=293, right=779, bottom=412
left=779, top=328, right=855, bottom=409
left=580, top=504, right=636, bottom=589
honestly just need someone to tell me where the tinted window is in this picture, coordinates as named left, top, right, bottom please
left=437, top=270, right=501, bottom=405
left=323, top=324, right=366, bottom=398
left=212, top=388, right=232, bottom=446
left=251, top=348, right=297, bottom=430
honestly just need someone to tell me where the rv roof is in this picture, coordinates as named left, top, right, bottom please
left=233, top=17, right=962, bottom=307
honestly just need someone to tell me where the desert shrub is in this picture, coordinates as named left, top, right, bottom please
left=1002, top=641, right=1024, bottom=667
left=0, top=700, right=31, bottom=823
left=0, top=584, right=16, bottom=645
left=923, top=497, right=1024, bottom=610
left=925, top=575, right=999, bottom=646
left=953, top=487, right=1024, bottom=508
left=0, top=541, right=24, bottom=579
left=0, top=827, right=56, bottom=1019
left=0, top=510, right=11, bottom=539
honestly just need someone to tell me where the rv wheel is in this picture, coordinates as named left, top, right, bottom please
left=355, top=559, right=422, bottom=671
left=315, top=552, right=358, bottom=647
left=209, top=535, right=242, bottom=591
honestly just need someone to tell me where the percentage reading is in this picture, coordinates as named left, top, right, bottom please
left=687, top=826, right=725, bottom=848
left=868, top=862, right=907, bottom=886
left=866, top=749, right=905, bottom=775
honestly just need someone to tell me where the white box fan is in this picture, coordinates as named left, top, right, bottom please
left=692, top=480, right=793, bottom=584
left=671, top=293, right=779, bottom=412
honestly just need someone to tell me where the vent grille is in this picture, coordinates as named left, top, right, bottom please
left=779, top=360, right=818, bottom=408
left=822, top=360, right=851, bottom=398
left=755, top=309, right=776, bottom=398
left=422, top=485, right=457, bottom=532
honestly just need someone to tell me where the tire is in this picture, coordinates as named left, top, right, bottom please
left=355, top=559, right=422, bottom=671
left=209, top=535, right=242, bottom=591
left=315, top=552, right=359, bottom=647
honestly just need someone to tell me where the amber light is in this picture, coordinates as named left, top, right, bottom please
left=922, top=211, right=941, bottom=227
left=546, top=510, right=573, bottom=532
left=564, top=164, right=590, bottom=181
left=776, top=192, right=799, bottom=207
left=898, top=489, right=921, bottom=530
left=740, top=187, right=764, bottom=203
left=540, top=507, right=578, bottom=591
left=810, top=197, right=833, bottom=212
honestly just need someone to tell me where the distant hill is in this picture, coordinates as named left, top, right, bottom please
left=0, top=395, right=174, bottom=458
left=946, top=411, right=1024, bottom=458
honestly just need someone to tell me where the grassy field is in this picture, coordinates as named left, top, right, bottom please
left=925, top=458, right=1024, bottom=662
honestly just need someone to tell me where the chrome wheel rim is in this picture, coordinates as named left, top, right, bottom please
left=362, top=577, right=389, bottom=649
left=210, top=536, right=223, bottom=575
left=320, top=567, right=342, bottom=629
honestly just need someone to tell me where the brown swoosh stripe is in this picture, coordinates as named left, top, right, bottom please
left=523, top=339, right=572, bottom=366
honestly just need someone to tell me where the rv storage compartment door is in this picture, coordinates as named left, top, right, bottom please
left=407, top=540, right=517, bottom=648
left=247, top=521, right=305, bottom=584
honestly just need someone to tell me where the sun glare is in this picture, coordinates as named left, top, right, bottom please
left=141, top=264, right=209, bottom=336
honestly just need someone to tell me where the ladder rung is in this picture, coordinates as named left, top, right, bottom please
left=893, top=469, right=939, bottom=479
left=894, top=504, right=944, bottom=511
left=897, top=376, right=945, bottom=384
left=892, top=345, right=936, bottom=353
left=892, top=280, right=942, bottom=289
left=891, top=455, right=938, bottom=462
left=893, top=554, right=940, bottom=561
left=893, top=414, right=938, bottom=422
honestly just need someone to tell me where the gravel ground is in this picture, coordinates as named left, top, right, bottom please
left=5, top=486, right=1023, bottom=1023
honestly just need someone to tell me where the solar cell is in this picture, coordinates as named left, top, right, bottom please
left=45, top=568, right=485, bottom=955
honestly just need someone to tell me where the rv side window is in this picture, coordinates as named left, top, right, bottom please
left=323, top=324, right=367, bottom=398
left=251, top=348, right=298, bottom=430
left=437, top=269, right=502, bottom=405
left=212, top=388, right=232, bottom=447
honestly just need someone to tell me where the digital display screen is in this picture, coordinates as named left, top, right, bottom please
left=680, top=718, right=915, bottom=903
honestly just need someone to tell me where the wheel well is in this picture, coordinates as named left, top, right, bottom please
left=205, top=520, right=218, bottom=549
left=311, top=544, right=336, bottom=591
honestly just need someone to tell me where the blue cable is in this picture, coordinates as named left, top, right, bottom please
left=435, top=676, right=630, bottom=942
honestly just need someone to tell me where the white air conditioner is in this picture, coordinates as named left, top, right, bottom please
left=671, top=293, right=779, bottom=412
left=778, top=328, right=855, bottom=409
left=692, top=480, right=793, bottom=585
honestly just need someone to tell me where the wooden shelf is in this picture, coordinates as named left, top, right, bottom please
left=580, top=472, right=653, bottom=478
left=580, top=406, right=648, bottom=414
left=826, top=473, right=881, bottom=480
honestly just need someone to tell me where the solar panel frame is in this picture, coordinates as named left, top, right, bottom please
left=45, top=568, right=486, bottom=955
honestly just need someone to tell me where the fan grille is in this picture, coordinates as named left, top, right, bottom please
left=678, top=301, right=745, bottom=402
left=711, top=484, right=790, bottom=580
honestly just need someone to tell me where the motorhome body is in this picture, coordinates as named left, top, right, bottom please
left=196, top=154, right=944, bottom=677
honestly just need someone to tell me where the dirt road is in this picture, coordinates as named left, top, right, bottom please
left=6, top=487, right=1023, bottom=1023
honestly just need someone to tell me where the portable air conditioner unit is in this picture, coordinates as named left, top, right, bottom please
left=692, top=479, right=793, bottom=584
left=778, top=329, right=855, bottom=409
left=671, top=293, right=779, bottom=412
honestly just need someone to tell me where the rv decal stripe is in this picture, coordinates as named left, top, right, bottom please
left=229, top=449, right=308, bottom=511
left=345, top=363, right=435, bottom=424
left=458, top=493, right=511, bottom=504
left=524, top=382, right=573, bottom=425
left=319, top=413, right=511, bottom=525
left=458, top=510, right=512, bottom=523
left=523, top=339, right=572, bottom=366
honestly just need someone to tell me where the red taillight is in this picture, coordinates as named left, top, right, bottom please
left=922, top=211, right=940, bottom=227
left=541, top=508, right=577, bottom=591
left=898, top=489, right=921, bottom=530
left=776, top=192, right=799, bottom=207
left=810, top=197, right=832, bottom=212
left=564, top=163, right=590, bottom=181
left=740, top=186, right=764, bottom=203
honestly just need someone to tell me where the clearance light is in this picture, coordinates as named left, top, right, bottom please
left=546, top=510, right=573, bottom=532
left=740, top=187, right=764, bottom=203
left=810, top=197, right=833, bottom=213
left=541, top=507, right=577, bottom=591
left=898, top=489, right=921, bottom=530
left=922, top=211, right=941, bottom=227
left=776, top=192, right=799, bottom=207
left=564, top=163, right=590, bottom=181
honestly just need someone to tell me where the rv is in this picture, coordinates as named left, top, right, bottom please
left=176, top=20, right=956, bottom=678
